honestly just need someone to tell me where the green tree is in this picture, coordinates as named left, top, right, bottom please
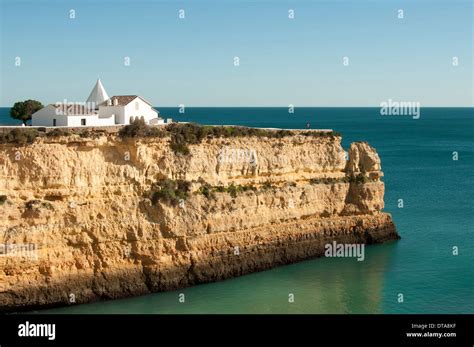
left=10, top=100, right=43, bottom=125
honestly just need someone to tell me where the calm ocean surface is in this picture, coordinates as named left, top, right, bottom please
left=1, top=107, right=472, bottom=314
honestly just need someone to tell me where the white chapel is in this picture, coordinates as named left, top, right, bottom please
left=32, top=79, right=163, bottom=127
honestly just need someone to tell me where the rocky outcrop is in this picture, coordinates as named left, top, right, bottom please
left=346, top=142, right=382, bottom=179
left=0, top=130, right=398, bottom=311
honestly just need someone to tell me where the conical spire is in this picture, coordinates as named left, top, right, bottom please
left=86, top=79, right=109, bottom=107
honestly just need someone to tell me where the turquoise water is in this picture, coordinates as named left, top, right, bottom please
left=1, top=107, right=473, bottom=313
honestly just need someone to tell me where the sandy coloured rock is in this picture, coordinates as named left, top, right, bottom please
left=0, top=130, right=398, bottom=311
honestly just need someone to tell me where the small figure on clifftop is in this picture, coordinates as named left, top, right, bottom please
left=306, top=122, right=311, bottom=129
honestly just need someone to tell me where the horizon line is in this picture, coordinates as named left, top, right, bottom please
left=0, top=105, right=473, bottom=108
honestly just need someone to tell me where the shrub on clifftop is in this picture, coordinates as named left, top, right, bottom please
left=119, top=118, right=164, bottom=138
left=46, top=128, right=72, bottom=137
left=118, top=121, right=341, bottom=155
left=0, top=128, right=39, bottom=145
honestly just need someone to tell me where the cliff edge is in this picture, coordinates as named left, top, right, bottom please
left=0, top=127, right=399, bottom=311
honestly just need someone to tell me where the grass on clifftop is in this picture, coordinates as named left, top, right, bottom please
left=0, top=128, right=39, bottom=145
left=0, top=119, right=341, bottom=151
left=119, top=119, right=341, bottom=155
left=0, top=127, right=109, bottom=145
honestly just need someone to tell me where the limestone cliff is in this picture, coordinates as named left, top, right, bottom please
left=0, top=129, right=398, bottom=311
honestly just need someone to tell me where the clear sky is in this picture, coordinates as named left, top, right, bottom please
left=0, top=0, right=472, bottom=107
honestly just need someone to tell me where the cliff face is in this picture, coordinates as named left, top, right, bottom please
left=0, top=131, right=398, bottom=311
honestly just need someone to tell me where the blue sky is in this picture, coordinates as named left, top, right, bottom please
left=0, top=0, right=472, bottom=107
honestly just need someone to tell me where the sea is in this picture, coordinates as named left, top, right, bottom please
left=1, top=107, right=472, bottom=314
